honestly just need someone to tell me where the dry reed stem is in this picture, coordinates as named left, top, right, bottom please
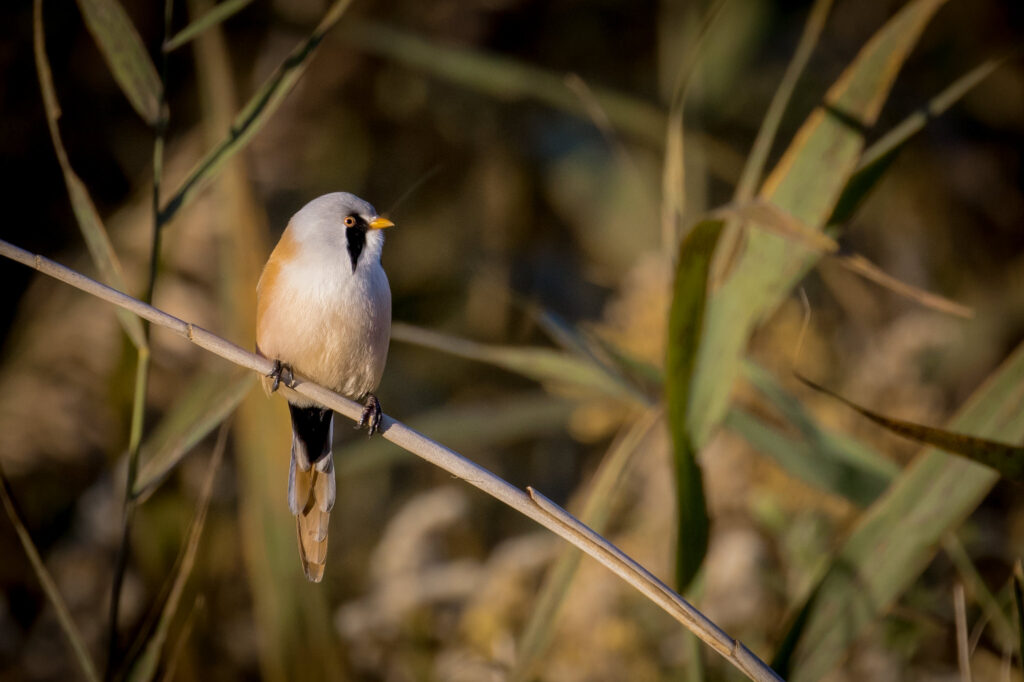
left=0, top=237, right=783, bottom=682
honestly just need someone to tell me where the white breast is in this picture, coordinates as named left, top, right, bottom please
left=257, top=245, right=391, bottom=404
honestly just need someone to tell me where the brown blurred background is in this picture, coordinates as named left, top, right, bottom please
left=1, top=0, right=1023, bottom=680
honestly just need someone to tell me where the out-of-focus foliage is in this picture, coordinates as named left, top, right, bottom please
left=1, top=0, right=1023, bottom=681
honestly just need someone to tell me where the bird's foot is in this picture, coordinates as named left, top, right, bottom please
left=356, top=394, right=383, bottom=436
left=267, top=359, right=296, bottom=392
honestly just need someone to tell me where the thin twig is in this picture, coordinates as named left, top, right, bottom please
left=0, top=462, right=101, bottom=682
left=955, top=583, right=973, bottom=682
left=0, top=238, right=784, bottom=682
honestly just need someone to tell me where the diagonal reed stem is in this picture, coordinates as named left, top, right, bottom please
left=0, top=462, right=101, bottom=682
left=0, top=237, right=785, bottom=682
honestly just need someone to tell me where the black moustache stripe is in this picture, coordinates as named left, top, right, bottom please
left=346, top=225, right=365, bottom=272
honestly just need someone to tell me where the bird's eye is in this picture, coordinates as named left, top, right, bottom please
left=344, top=216, right=357, bottom=227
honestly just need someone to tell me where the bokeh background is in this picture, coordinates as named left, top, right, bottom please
left=1, top=0, right=1023, bottom=680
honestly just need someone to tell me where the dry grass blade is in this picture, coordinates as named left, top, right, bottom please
left=125, top=422, right=227, bottom=682
left=159, top=0, right=354, bottom=225
left=712, top=200, right=839, bottom=254
left=73, top=0, right=162, bottom=124
left=0, top=238, right=783, bottom=682
left=834, top=252, right=974, bottom=319
left=955, top=583, right=973, bottom=682
left=33, top=0, right=146, bottom=349
left=510, top=409, right=662, bottom=681
left=163, top=0, right=253, bottom=51
left=660, top=0, right=728, bottom=250
left=796, top=373, right=1024, bottom=481
left=0, top=463, right=101, bottom=682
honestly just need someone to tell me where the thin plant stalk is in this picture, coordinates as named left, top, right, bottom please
left=106, top=2, right=172, bottom=675
left=0, top=463, right=101, bottom=682
left=955, top=583, right=973, bottom=682
left=0, top=237, right=784, bottom=682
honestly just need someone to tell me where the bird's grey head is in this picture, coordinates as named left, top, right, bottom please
left=291, top=192, right=393, bottom=272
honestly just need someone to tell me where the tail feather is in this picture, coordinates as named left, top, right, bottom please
left=296, top=507, right=329, bottom=581
left=287, top=404, right=336, bottom=582
left=314, top=455, right=336, bottom=512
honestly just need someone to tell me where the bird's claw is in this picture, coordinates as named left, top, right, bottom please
left=356, top=394, right=383, bottom=436
left=267, top=359, right=296, bottom=392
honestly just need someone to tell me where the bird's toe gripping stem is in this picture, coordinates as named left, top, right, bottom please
left=267, top=359, right=297, bottom=392
left=357, top=393, right=383, bottom=436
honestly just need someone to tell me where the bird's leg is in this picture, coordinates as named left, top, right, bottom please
left=356, top=393, right=383, bottom=436
left=267, top=359, right=297, bottom=392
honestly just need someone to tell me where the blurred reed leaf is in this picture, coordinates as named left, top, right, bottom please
left=344, top=21, right=746, bottom=182
left=689, top=0, right=949, bottom=451
left=726, top=361, right=899, bottom=507
left=391, top=322, right=649, bottom=405
left=533, top=308, right=664, bottom=395
left=160, top=0, right=354, bottom=225
left=797, top=373, right=1024, bottom=481
left=0, top=465, right=101, bottom=682
left=163, top=0, right=253, bottom=52
left=510, top=409, right=661, bottom=682
left=338, top=393, right=574, bottom=476
left=533, top=308, right=609, bottom=365
left=346, top=21, right=663, bottom=145
left=778, top=338, right=1024, bottom=682
left=126, top=423, right=226, bottom=682
left=73, top=0, right=162, bottom=124
left=665, top=219, right=722, bottom=589
left=725, top=406, right=890, bottom=506
left=33, top=0, right=147, bottom=350
left=831, top=54, right=1011, bottom=225
left=133, top=370, right=254, bottom=500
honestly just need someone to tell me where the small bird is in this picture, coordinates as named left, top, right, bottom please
left=256, top=192, right=393, bottom=582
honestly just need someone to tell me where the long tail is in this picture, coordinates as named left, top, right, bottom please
left=287, top=404, right=337, bottom=582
